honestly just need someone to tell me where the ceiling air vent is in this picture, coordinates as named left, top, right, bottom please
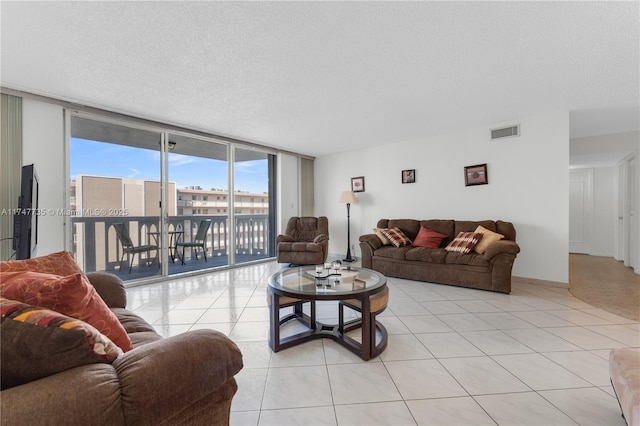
left=491, top=125, right=520, bottom=140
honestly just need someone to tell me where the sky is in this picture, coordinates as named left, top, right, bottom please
left=70, top=138, right=269, bottom=194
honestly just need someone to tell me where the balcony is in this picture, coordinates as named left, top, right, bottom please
left=71, top=214, right=272, bottom=281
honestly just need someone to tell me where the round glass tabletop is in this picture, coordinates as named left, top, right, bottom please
left=267, top=265, right=386, bottom=300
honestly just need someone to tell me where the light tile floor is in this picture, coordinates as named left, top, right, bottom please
left=125, top=261, right=638, bottom=425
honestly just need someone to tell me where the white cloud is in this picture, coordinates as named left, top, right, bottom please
left=169, top=154, right=198, bottom=167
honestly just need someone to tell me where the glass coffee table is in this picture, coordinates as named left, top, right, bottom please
left=267, top=265, right=388, bottom=360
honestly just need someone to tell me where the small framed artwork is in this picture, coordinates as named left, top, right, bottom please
left=351, top=176, right=365, bottom=192
left=402, top=169, right=415, bottom=184
left=464, top=164, right=488, bottom=186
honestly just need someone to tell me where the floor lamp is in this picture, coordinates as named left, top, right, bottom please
left=338, top=190, right=358, bottom=262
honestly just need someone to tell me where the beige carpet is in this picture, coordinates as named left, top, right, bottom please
left=569, top=254, right=640, bottom=322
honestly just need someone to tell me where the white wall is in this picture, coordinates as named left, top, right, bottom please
left=315, top=111, right=570, bottom=284
left=570, top=131, right=638, bottom=166
left=592, top=167, right=615, bottom=256
left=21, top=98, right=67, bottom=255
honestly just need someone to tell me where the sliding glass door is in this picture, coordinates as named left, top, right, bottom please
left=69, top=113, right=277, bottom=282
left=70, top=116, right=163, bottom=280
left=167, top=133, right=229, bottom=272
left=233, top=147, right=274, bottom=263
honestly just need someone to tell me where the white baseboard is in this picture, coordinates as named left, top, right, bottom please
left=512, top=276, right=570, bottom=289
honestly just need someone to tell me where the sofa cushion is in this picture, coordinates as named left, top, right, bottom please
left=420, top=220, right=455, bottom=242
left=445, top=251, right=490, bottom=266
left=473, top=225, right=505, bottom=254
left=278, top=242, right=323, bottom=253
left=411, top=226, right=448, bottom=248
left=405, top=247, right=448, bottom=263
left=375, top=245, right=413, bottom=260
left=0, top=298, right=122, bottom=389
left=444, top=232, right=484, bottom=254
left=496, top=220, right=517, bottom=241
left=380, top=227, right=412, bottom=247
left=386, top=219, right=421, bottom=240
left=454, top=220, right=497, bottom=235
left=0, top=271, right=133, bottom=352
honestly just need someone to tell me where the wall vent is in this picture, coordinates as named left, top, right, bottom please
left=491, top=125, right=520, bottom=140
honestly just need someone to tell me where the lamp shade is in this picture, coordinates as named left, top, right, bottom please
left=338, top=190, right=358, bottom=204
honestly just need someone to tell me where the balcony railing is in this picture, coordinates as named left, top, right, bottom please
left=71, top=214, right=271, bottom=277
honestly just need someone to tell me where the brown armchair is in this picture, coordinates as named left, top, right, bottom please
left=276, top=216, right=329, bottom=265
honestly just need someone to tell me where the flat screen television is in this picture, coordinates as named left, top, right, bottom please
left=13, top=164, right=39, bottom=260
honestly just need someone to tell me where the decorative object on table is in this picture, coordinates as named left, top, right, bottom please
left=401, top=169, right=415, bottom=184
left=332, top=260, right=343, bottom=283
left=338, top=191, right=358, bottom=263
left=464, top=163, right=488, bottom=186
left=351, top=176, right=365, bottom=193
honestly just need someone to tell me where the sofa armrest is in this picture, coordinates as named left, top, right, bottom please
left=113, top=329, right=243, bottom=425
left=277, top=234, right=295, bottom=244
left=1, top=364, right=127, bottom=425
left=359, top=234, right=383, bottom=250
left=483, top=240, right=520, bottom=260
left=86, top=271, right=127, bottom=308
left=359, top=234, right=383, bottom=269
left=313, top=234, right=329, bottom=244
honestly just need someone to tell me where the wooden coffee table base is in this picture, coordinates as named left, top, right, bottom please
left=269, top=308, right=388, bottom=361
left=267, top=266, right=388, bottom=361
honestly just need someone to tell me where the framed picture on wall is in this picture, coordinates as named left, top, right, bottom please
left=464, top=164, right=488, bottom=186
left=402, top=169, right=415, bottom=184
left=351, top=176, right=365, bottom=192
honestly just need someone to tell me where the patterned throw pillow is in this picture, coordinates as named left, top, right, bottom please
left=0, top=271, right=133, bottom=352
left=473, top=225, right=504, bottom=254
left=444, top=232, right=484, bottom=254
left=1, top=297, right=123, bottom=389
left=411, top=226, right=448, bottom=249
left=373, top=228, right=391, bottom=245
left=380, top=227, right=412, bottom=247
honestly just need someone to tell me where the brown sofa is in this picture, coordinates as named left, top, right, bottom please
left=359, top=219, right=520, bottom=293
left=1, top=272, right=243, bottom=426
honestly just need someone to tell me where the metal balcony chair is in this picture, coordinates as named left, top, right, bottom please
left=176, top=220, right=212, bottom=265
left=113, top=222, right=159, bottom=273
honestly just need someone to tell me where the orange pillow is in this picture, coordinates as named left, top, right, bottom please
left=473, top=225, right=505, bottom=254
left=0, top=271, right=133, bottom=352
left=411, top=226, right=448, bottom=249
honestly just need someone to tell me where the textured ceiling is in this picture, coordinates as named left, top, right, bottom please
left=1, top=1, right=639, bottom=157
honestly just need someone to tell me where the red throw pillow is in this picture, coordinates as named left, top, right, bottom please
left=0, top=271, right=133, bottom=352
left=0, top=251, right=83, bottom=275
left=411, top=226, right=448, bottom=249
